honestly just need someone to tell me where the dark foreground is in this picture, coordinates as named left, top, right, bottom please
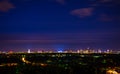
left=0, top=53, right=120, bottom=74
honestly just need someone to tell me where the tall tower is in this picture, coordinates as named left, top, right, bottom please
left=28, top=49, right=30, bottom=53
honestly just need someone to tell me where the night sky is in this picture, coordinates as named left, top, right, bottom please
left=0, top=0, right=120, bottom=51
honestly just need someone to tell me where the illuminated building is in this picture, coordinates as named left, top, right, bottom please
left=28, top=49, right=31, bottom=53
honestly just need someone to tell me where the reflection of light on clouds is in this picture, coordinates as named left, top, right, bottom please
left=70, top=8, right=93, bottom=18
left=0, top=0, right=15, bottom=12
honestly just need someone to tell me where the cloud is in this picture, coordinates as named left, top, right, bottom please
left=91, top=0, right=120, bottom=7
left=1, top=32, right=120, bottom=49
left=0, top=0, right=15, bottom=12
left=98, top=14, right=120, bottom=22
left=70, top=8, right=93, bottom=18
left=0, top=32, right=117, bottom=43
left=99, top=0, right=112, bottom=3
left=98, top=14, right=113, bottom=22
left=55, top=0, right=65, bottom=5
